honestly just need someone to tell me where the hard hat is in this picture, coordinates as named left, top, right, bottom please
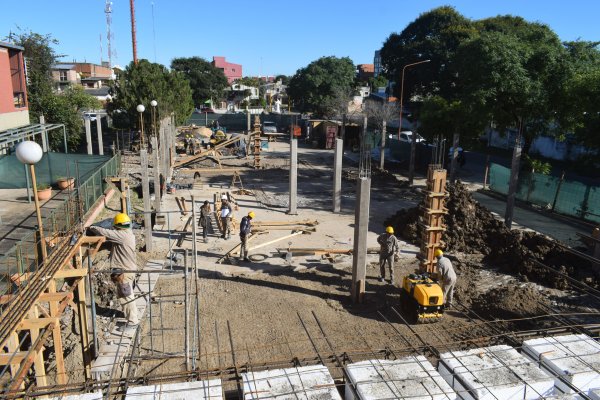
left=434, top=249, right=444, bottom=258
left=386, top=226, right=394, bottom=234
left=113, top=213, right=131, bottom=229
left=248, top=211, right=255, bottom=219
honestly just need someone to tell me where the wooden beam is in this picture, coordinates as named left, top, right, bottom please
left=253, top=220, right=319, bottom=227
left=246, top=231, right=306, bottom=253
left=16, top=317, right=59, bottom=331
left=0, top=292, right=74, bottom=305
left=0, top=352, right=29, bottom=365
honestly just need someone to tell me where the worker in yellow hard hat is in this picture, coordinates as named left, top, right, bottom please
left=435, top=249, right=457, bottom=309
left=88, top=212, right=139, bottom=333
left=377, top=226, right=400, bottom=284
left=239, top=211, right=255, bottom=262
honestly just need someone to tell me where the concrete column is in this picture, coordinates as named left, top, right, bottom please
left=85, top=117, right=92, bottom=155
left=96, top=116, right=104, bottom=155
left=152, top=136, right=161, bottom=212
left=351, top=177, right=371, bottom=304
left=379, top=121, right=386, bottom=170
left=247, top=111, right=251, bottom=132
left=39, top=116, right=47, bottom=152
left=140, top=150, right=153, bottom=252
left=504, top=136, right=522, bottom=229
left=288, top=138, right=298, bottom=215
left=333, top=138, right=343, bottom=212
left=449, top=132, right=459, bottom=182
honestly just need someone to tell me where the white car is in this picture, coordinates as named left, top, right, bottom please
left=398, top=131, right=425, bottom=143
left=262, top=121, right=277, bottom=134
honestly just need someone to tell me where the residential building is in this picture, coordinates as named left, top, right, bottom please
left=357, top=64, right=374, bottom=81
left=0, top=41, right=29, bottom=131
left=212, top=56, right=242, bottom=84
left=51, top=63, right=79, bottom=90
left=262, top=79, right=287, bottom=100
left=374, top=50, right=382, bottom=77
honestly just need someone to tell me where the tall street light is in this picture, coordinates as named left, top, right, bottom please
left=150, top=100, right=158, bottom=140
left=137, top=104, right=145, bottom=148
left=399, top=59, right=431, bottom=186
left=16, top=141, right=47, bottom=261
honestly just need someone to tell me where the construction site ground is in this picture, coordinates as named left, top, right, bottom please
left=82, top=140, right=600, bottom=395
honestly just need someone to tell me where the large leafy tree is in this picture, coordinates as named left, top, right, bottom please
left=13, top=31, right=100, bottom=150
left=287, top=56, right=356, bottom=117
left=170, top=57, right=228, bottom=107
left=109, top=59, right=193, bottom=128
left=456, top=17, right=567, bottom=149
left=380, top=6, right=476, bottom=100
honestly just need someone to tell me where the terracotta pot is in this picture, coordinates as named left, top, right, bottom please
left=36, top=188, right=52, bottom=201
left=57, top=178, right=75, bottom=190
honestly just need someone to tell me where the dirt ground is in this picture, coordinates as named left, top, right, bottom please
left=114, top=141, right=599, bottom=390
left=47, top=140, right=600, bottom=393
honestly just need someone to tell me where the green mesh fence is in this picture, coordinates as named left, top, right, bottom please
left=489, top=163, right=600, bottom=223
left=0, top=152, right=110, bottom=189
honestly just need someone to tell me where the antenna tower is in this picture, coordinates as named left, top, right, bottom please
left=105, top=0, right=114, bottom=69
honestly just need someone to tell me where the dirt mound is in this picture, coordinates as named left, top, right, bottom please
left=471, top=285, right=552, bottom=320
left=385, top=181, right=594, bottom=289
left=385, top=182, right=506, bottom=254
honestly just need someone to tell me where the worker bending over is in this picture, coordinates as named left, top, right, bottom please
left=89, top=213, right=139, bottom=329
left=239, top=211, right=255, bottom=262
left=435, top=249, right=457, bottom=308
left=377, top=226, right=400, bottom=284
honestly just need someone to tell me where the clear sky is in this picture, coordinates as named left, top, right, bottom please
left=1, top=1, right=598, bottom=76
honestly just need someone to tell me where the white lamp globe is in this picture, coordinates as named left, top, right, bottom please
left=150, top=100, right=157, bottom=107
left=136, top=104, right=145, bottom=113
left=16, top=141, right=43, bottom=165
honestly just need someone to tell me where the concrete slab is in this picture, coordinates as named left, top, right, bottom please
left=125, top=379, right=223, bottom=399
left=522, top=334, right=600, bottom=395
left=439, top=345, right=554, bottom=399
left=242, top=364, right=341, bottom=400
left=345, top=357, right=456, bottom=400
left=589, top=388, right=600, bottom=399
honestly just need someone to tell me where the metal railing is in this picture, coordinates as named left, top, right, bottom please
left=0, top=153, right=121, bottom=304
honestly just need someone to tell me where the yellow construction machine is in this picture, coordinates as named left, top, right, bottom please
left=400, top=273, right=444, bottom=323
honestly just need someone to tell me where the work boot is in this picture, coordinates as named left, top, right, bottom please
left=243, top=257, right=250, bottom=262
left=379, top=277, right=384, bottom=283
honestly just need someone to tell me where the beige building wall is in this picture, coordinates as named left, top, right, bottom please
left=0, top=110, right=30, bottom=131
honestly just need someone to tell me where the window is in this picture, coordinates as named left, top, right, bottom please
left=59, top=70, right=68, bottom=82
left=13, top=92, right=26, bottom=108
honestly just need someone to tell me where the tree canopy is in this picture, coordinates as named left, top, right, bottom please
left=13, top=31, right=100, bottom=150
left=109, top=59, right=193, bottom=127
left=287, top=56, right=356, bottom=117
left=170, top=57, right=228, bottom=107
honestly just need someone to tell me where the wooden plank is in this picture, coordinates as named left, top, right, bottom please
left=216, top=233, right=265, bottom=264
left=0, top=352, right=29, bottom=365
left=0, top=292, right=73, bottom=305
left=253, top=220, right=319, bottom=227
left=247, top=231, right=305, bottom=253
left=16, top=317, right=59, bottom=331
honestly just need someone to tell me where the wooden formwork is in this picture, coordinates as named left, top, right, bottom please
left=0, top=235, right=105, bottom=395
left=418, top=166, right=448, bottom=273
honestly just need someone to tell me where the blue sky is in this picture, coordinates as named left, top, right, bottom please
left=1, top=1, right=598, bottom=76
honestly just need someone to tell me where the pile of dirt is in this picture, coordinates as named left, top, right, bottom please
left=471, top=285, right=552, bottom=320
left=385, top=181, right=594, bottom=289
left=342, top=168, right=409, bottom=187
left=385, top=182, right=507, bottom=254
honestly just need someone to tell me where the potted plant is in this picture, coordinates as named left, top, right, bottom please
left=56, top=176, right=75, bottom=190
left=36, top=184, right=52, bottom=201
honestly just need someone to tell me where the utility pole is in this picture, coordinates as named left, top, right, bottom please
left=504, top=121, right=523, bottom=229
left=129, top=0, right=138, bottom=65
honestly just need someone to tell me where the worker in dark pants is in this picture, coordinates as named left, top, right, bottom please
left=88, top=213, right=139, bottom=334
left=377, top=226, right=400, bottom=284
left=435, top=249, right=457, bottom=308
left=239, top=211, right=255, bottom=262
left=220, top=199, right=232, bottom=239
left=199, top=200, right=211, bottom=243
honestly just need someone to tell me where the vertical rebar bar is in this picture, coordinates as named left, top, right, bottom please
left=87, top=249, right=99, bottom=359
left=184, top=248, right=189, bottom=370
left=359, top=115, right=371, bottom=179
left=147, top=272, right=153, bottom=354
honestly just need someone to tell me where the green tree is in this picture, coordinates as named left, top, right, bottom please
left=275, top=75, right=290, bottom=85
left=170, top=57, right=228, bottom=107
left=110, top=59, right=193, bottom=128
left=234, top=77, right=260, bottom=87
left=368, top=75, right=388, bottom=91
left=13, top=31, right=99, bottom=150
left=456, top=19, right=567, bottom=149
left=287, top=56, right=356, bottom=116
left=380, top=6, right=476, bottom=99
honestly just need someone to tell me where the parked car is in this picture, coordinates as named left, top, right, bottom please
left=398, top=131, right=425, bottom=143
left=262, top=121, right=277, bottom=134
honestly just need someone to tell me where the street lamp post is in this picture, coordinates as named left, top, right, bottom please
left=137, top=104, right=146, bottom=148
left=16, top=141, right=46, bottom=261
left=150, top=100, right=158, bottom=140
left=399, top=59, right=430, bottom=186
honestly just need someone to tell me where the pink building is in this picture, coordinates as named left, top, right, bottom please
left=212, top=56, right=242, bottom=84
left=0, top=41, right=29, bottom=131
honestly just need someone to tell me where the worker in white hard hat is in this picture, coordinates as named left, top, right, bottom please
left=435, top=249, right=457, bottom=309
left=377, top=226, right=400, bottom=284
left=239, top=211, right=255, bottom=262
left=88, top=213, right=139, bottom=331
